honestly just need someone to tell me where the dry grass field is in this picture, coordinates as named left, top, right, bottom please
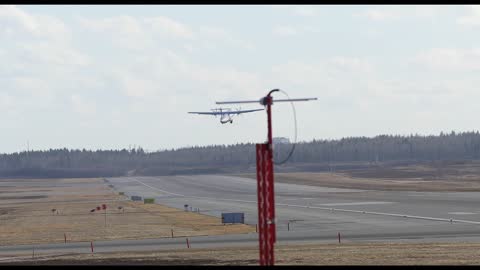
left=0, top=178, right=255, bottom=246
left=5, top=242, right=480, bottom=265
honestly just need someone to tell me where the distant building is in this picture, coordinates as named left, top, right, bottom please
left=131, top=196, right=143, bottom=201
left=273, top=137, right=290, bottom=144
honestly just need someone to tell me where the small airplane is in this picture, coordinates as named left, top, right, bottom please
left=188, top=107, right=264, bottom=124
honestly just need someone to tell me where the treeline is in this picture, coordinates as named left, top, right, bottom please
left=2, top=131, right=480, bottom=178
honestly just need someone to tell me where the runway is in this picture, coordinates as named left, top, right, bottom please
left=108, top=175, right=480, bottom=238
left=2, top=174, right=480, bottom=258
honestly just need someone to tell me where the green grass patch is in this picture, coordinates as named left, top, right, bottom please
left=144, top=198, right=155, bottom=204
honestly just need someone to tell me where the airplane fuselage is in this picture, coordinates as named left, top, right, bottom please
left=220, top=114, right=233, bottom=124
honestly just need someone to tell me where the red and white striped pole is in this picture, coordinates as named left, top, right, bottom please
left=255, top=90, right=277, bottom=266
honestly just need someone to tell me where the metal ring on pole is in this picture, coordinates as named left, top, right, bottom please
left=272, top=89, right=297, bottom=166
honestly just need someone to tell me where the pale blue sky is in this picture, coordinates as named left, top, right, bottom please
left=1, top=5, right=480, bottom=153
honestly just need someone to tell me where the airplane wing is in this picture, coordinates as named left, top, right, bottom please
left=188, top=108, right=263, bottom=115
left=231, top=108, right=264, bottom=115
left=188, top=111, right=224, bottom=115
